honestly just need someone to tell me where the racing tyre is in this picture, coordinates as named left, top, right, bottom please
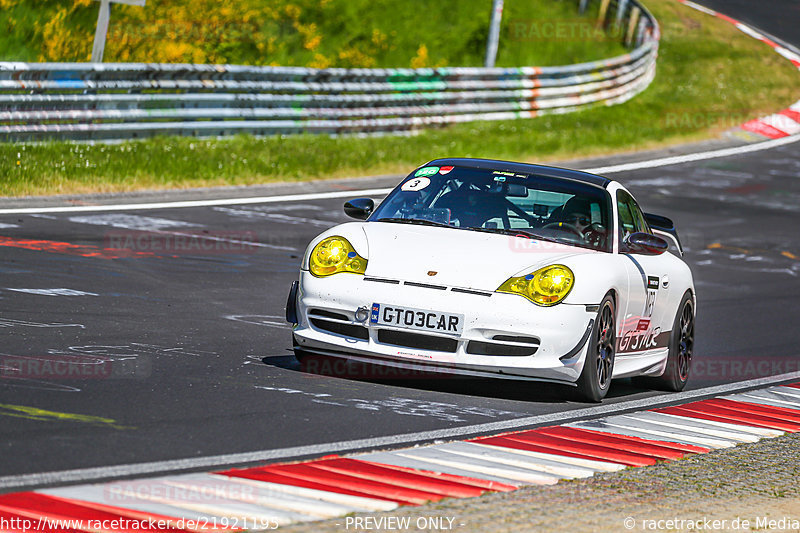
left=648, top=291, right=694, bottom=391
left=576, top=293, right=616, bottom=402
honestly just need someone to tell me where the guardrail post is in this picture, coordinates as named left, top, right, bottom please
left=91, top=0, right=146, bottom=63
left=597, top=0, right=612, bottom=27
left=636, top=17, right=647, bottom=46
left=625, top=6, right=641, bottom=47
left=484, top=0, right=504, bottom=68
left=616, top=0, right=629, bottom=26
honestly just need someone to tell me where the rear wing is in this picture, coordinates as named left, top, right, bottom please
left=644, top=212, right=683, bottom=256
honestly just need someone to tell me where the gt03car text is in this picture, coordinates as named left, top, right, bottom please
left=286, top=158, right=695, bottom=401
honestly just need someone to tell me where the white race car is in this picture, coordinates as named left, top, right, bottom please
left=286, top=158, right=695, bottom=401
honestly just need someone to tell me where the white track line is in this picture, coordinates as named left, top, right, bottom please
left=1, top=371, right=798, bottom=491
left=587, top=134, right=800, bottom=173
left=0, top=188, right=394, bottom=215
left=2, top=134, right=800, bottom=216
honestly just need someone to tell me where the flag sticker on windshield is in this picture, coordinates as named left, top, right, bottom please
left=439, top=166, right=454, bottom=175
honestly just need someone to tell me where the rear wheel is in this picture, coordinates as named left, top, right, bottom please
left=576, top=294, right=616, bottom=402
left=649, top=292, right=694, bottom=391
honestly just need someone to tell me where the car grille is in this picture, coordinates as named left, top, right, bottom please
left=377, top=329, right=458, bottom=353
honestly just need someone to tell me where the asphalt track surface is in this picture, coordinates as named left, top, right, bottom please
left=696, top=0, right=800, bottom=50
left=1, top=1, right=799, bottom=483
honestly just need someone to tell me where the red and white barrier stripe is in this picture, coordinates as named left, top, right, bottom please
left=1, top=382, right=799, bottom=531
left=679, top=0, right=800, bottom=140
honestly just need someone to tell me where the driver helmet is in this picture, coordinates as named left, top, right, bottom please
left=560, top=196, right=592, bottom=229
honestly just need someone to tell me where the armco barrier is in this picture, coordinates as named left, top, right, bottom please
left=0, top=0, right=658, bottom=142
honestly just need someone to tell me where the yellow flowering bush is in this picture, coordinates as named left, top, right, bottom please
left=0, top=0, right=628, bottom=68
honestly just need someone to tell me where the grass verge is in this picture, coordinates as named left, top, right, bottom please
left=1, top=0, right=798, bottom=197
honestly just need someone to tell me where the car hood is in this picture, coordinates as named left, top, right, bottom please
left=361, top=222, right=591, bottom=291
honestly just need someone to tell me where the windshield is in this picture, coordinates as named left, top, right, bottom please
left=371, top=165, right=612, bottom=252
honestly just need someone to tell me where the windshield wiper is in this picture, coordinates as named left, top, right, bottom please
left=376, top=217, right=453, bottom=228
left=466, top=226, right=564, bottom=244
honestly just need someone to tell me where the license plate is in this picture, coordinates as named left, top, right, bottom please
left=370, top=303, right=463, bottom=336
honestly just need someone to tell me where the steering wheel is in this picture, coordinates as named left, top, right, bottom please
left=583, top=223, right=607, bottom=249
left=542, top=221, right=584, bottom=237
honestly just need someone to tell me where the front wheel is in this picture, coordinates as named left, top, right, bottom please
left=576, top=294, right=616, bottom=402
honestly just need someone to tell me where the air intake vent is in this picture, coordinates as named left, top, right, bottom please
left=377, top=329, right=458, bottom=353
left=492, top=335, right=540, bottom=345
left=309, top=318, right=369, bottom=340
left=364, top=277, right=400, bottom=284
left=404, top=281, right=447, bottom=290
left=451, top=287, right=492, bottom=297
left=309, top=309, right=349, bottom=321
left=466, top=341, right=538, bottom=356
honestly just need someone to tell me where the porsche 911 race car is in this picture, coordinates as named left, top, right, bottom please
left=286, top=158, right=695, bottom=401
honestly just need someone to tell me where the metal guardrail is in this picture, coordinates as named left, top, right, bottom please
left=0, top=0, right=659, bottom=142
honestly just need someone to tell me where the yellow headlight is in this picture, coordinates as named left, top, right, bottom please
left=309, top=236, right=367, bottom=277
left=497, top=264, right=574, bottom=306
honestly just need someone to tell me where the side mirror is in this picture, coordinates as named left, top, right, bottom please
left=644, top=212, right=683, bottom=255
left=343, top=198, right=374, bottom=220
left=625, top=232, right=668, bottom=255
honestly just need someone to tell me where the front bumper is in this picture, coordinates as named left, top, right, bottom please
left=291, top=271, right=596, bottom=384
